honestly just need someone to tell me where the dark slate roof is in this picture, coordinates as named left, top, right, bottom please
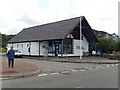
left=8, top=16, right=98, bottom=43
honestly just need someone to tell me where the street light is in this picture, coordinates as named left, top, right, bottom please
left=80, top=16, right=82, bottom=59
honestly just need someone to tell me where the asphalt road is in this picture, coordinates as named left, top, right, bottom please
left=2, top=64, right=118, bottom=88
left=2, top=55, right=108, bottom=74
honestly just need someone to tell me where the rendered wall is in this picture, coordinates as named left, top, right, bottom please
left=40, top=41, right=49, bottom=56
left=31, top=42, right=39, bottom=56
left=73, top=37, right=89, bottom=56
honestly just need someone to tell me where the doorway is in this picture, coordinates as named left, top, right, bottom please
left=55, top=45, right=59, bottom=57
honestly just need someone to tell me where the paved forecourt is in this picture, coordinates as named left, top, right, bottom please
left=0, top=61, right=41, bottom=79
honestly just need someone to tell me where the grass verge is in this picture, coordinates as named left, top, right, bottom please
left=0, top=48, right=7, bottom=53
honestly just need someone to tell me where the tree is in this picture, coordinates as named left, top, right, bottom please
left=2, top=34, right=7, bottom=48
left=115, top=41, right=120, bottom=52
left=96, top=38, right=117, bottom=53
left=90, top=38, right=117, bottom=54
left=1, top=34, right=16, bottom=48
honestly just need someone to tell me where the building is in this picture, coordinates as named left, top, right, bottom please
left=103, top=33, right=120, bottom=42
left=112, top=33, right=120, bottom=42
left=7, top=16, right=98, bottom=57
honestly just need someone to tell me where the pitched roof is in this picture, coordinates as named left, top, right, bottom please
left=8, top=16, right=98, bottom=43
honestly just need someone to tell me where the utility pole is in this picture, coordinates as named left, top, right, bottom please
left=80, top=16, right=82, bottom=59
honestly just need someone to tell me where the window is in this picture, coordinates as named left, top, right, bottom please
left=42, top=45, right=46, bottom=48
left=48, top=39, right=73, bottom=54
left=17, top=44, right=19, bottom=47
left=64, top=45, right=72, bottom=54
left=48, top=41, right=54, bottom=53
left=27, top=44, right=29, bottom=47
left=64, top=39, right=73, bottom=54
left=21, top=44, right=23, bottom=47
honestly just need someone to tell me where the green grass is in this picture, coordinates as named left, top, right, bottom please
left=0, top=48, right=7, bottom=53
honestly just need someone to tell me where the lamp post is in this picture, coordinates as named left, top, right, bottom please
left=80, top=16, right=82, bottom=59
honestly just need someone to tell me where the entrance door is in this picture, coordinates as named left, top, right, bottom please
left=28, top=47, right=30, bottom=55
left=55, top=45, right=59, bottom=57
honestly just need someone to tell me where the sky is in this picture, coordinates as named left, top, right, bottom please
left=0, top=0, right=119, bottom=35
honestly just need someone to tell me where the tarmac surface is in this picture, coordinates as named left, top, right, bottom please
left=0, top=53, right=119, bottom=80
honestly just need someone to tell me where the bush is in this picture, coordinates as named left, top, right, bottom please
left=0, top=48, right=7, bottom=53
left=90, top=38, right=120, bottom=54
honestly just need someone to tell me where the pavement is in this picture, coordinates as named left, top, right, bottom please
left=23, top=56, right=119, bottom=64
left=0, top=61, right=41, bottom=80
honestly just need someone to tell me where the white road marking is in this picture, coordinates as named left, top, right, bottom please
left=38, top=64, right=117, bottom=77
left=60, top=71, right=72, bottom=75
left=97, top=66, right=101, bottom=68
left=99, top=66, right=105, bottom=68
left=76, top=85, right=86, bottom=88
left=80, top=70, right=86, bottom=72
left=38, top=74, right=48, bottom=77
left=95, top=66, right=101, bottom=69
left=61, top=71, right=70, bottom=73
left=71, top=70, right=78, bottom=72
left=84, top=67, right=88, bottom=69
left=84, top=67, right=89, bottom=70
left=89, top=68, right=94, bottom=70
left=106, top=65, right=110, bottom=67
left=110, top=64, right=115, bottom=67
left=115, top=64, right=118, bottom=66
left=50, top=73, right=59, bottom=75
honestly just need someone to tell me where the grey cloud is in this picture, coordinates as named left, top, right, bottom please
left=100, top=17, right=114, bottom=21
left=17, top=15, right=40, bottom=25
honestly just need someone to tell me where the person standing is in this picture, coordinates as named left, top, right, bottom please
left=92, top=50, right=96, bottom=58
left=7, top=46, right=15, bottom=68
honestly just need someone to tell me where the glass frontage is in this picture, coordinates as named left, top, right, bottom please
left=48, top=39, right=73, bottom=54
left=48, top=41, right=53, bottom=53
left=63, top=39, right=73, bottom=54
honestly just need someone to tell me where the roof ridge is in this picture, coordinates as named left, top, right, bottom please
left=24, top=16, right=84, bottom=30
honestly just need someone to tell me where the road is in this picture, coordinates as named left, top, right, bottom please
left=1, top=55, right=118, bottom=88
left=2, top=63, right=118, bottom=88
left=2, top=55, right=109, bottom=74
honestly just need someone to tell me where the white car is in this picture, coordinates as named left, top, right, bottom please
left=7, top=48, right=22, bottom=58
left=14, top=50, right=22, bottom=58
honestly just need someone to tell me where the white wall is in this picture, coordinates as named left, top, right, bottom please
left=18, top=42, right=30, bottom=55
left=73, top=37, right=89, bottom=56
left=8, top=42, right=31, bottom=55
left=7, top=38, right=89, bottom=57
left=18, top=43, right=29, bottom=55
left=8, top=41, right=49, bottom=56
left=40, top=41, right=49, bottom=56
left=31, top=42, right=39, bottom=56
left=82, top=36, right=89, bottom=52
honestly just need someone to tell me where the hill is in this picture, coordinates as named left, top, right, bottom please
left=0, top=33, right=16, bottom=48
left=93, top=29, right=108, bottom=38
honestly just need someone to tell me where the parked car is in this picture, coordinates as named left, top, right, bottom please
left=7, top=48, right=22, bottom=58
left=14, top=49, right=22, bottom=58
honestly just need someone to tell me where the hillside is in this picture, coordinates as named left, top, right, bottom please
left=93, top=29, right=108, bottom=38
left=0, top=33, right=16, bottom=48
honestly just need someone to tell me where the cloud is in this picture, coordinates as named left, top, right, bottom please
left=0, top=0, right=119, bottom=35
left=17, top=15, right=40, bottom=25
left=100, top=17, right=114, bottom=21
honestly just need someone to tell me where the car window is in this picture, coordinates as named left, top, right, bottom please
left=15, top=50, right=19, bottom=53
